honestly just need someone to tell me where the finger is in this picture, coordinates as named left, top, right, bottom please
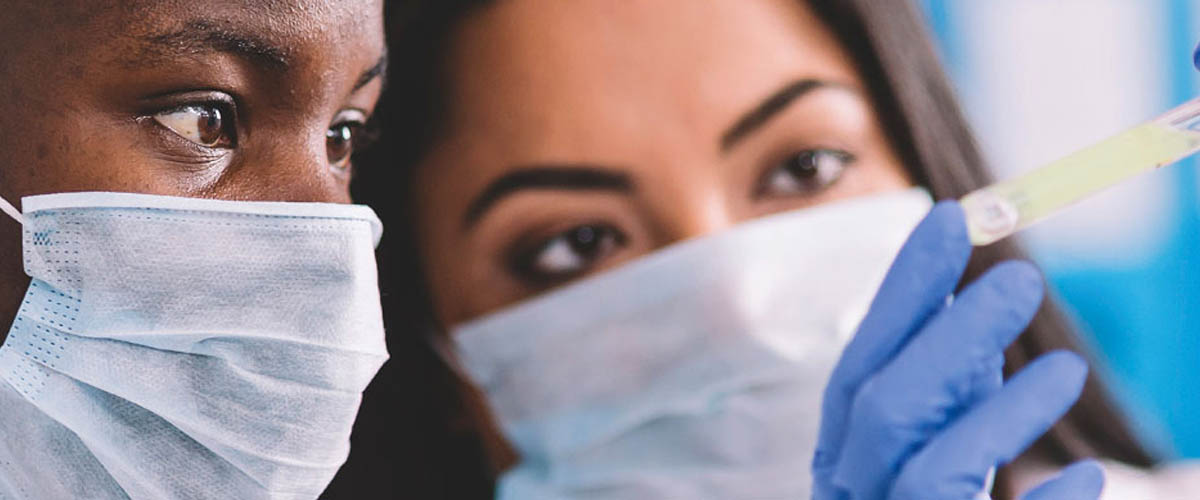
left=832, top=261, right=1044, bottom=499
left=887, top=351, right=1089, bottom=500
left=1020, top=460, right=1105, bottom=500
left=813, top=201, right=971, bottom=496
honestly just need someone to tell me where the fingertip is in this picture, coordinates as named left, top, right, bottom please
left=1022, top=459, right=1105, bottom=500
left=1016, top=350, right=1090, bottom=405
left=987, top=260, right=1045, bottom=302
left=994, top=351, right=1090, bottom=427
left=927, top=200, right=970, bottom=249
left=957, top=261, right=1045, bottom=339
left=1040, top=350, right=1089, bottom=385
left=931, top=199, right=965, bottom=219
left=1063, top=459, right=1106, bottom=488
left=902, top=201, right=971, bottom=276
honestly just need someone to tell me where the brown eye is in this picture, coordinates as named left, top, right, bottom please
left=758, top=149, right=853, bottom=198
left=326, top=123, right=356, bottom=169
left=512, top=224, right=626, bottom=285
left=153, top=105, right=234, bottom=148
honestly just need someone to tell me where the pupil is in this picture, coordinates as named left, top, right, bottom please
left=569, top=226, right=600, bottom=255
left=786, top=152, right=819, bottom=178
left=197, top=108, right=223, bottom=145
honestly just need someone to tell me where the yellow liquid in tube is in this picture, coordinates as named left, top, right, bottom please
left=962, top=97, right=1200, bottom=246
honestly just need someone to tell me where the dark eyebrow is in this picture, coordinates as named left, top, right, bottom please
left=720, top=79, right=849, bottom=152
left=464, top=167, right=633, bottom=228
left=138, top=20, right=292, bottom=69
left=355, top=55, right=389, bottom=92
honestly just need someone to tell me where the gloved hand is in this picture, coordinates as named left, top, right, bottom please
left=811, top=201, right=1106, bottom=500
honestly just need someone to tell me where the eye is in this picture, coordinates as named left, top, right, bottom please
left=512, top=224, right=626, bottom=284
left=757, top=149, right=854, bottom=198
left=326, top=123, right=356, bottom=169
left=327, top=111, right=368, bottom=170
left=152, top=103, right=236, bottom=149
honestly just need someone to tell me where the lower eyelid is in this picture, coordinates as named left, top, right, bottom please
left=508, top=226, right=627, bottom=282
left=140, top=119, right=234, bottom=171
left=148, top=121, right=224, bottom=153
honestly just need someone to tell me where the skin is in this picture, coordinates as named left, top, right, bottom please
left=412, top=0, right=913, bottom=327
left=0, top=0, right=386, bottom=337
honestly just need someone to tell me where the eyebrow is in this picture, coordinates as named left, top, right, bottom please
left=464, top=167, right=633, bottom=228
left=355, top=55, right=389, bottom=92
left=140, top=20, right=294, bottom=69
left=720, top=79, right=850, bottom=152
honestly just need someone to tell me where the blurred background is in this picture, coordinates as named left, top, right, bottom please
left=916, top=0, right=1200, bottom=458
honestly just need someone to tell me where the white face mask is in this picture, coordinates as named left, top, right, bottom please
left=453, top=188, right=932, bottom=499
left=0, top=192, right=388, bottom=500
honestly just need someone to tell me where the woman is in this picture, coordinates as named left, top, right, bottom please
left=334, top=0, right=1160, bottom=497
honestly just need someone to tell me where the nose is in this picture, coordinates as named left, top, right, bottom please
left=226, top=131, right=349, bottom=204
left=654, top=186, right=736, bottom=244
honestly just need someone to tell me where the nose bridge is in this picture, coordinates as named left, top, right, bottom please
left=652, top=178, right=736, bottom=244
left=234, top=130, right=343, bottom=203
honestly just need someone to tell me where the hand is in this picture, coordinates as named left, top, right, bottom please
left=811, top=201, right=1105, bottom=499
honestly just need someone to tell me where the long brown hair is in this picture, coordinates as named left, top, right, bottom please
left=326, top=0, right=1155, bottom=498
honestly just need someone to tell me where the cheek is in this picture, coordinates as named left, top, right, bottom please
left=418, top=234, right=499, bottom=330
left=858, top=128, right=914, bottom=190
left=410, top=199, right=481, bottom=329
left=855, top=152, right=913, bottom=191
left=816, top=148, right=911, bottom=203
left=2, top=115, right=158, bottom=197
left=208, top=166, right=353, bottom=203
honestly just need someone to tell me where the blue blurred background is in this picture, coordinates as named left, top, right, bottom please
left=917, top=0, right=1200, bottom=458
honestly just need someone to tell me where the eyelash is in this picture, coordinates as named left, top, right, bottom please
left=147, top=97, right=240, bottom=153
left=753, top=148, right=855, bottom=199
left=507, top=222, right=628, bottom=286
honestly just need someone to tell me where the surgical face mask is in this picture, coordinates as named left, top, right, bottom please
left=453, top=188, right=932, bottom=500
left=0, top=192, right=388, bottom=500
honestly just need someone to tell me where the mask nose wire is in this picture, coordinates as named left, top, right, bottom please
left=0, top=195, right=23, bottom=225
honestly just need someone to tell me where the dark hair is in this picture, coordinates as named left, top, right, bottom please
left=327, top=0, right=1156, bottom=498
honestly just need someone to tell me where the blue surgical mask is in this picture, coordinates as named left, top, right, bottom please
left=0, top=191, right=388, bottom=499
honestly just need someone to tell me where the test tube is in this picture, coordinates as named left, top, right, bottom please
left=961, top=96, right=1200, bottom=246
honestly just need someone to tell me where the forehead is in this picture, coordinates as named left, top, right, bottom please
left=4, top=0, right=383, bottom=68
left=122, top=0, right=382, bottom=43
left=441, top=0, right=860, bottom=148
left=12, top=0, right=379, bottom=31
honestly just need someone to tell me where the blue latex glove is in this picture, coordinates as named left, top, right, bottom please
left=811, top=201, right=1105, bottom=500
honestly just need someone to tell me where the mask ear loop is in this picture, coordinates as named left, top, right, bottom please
left=0, top=195, right=22, bottom=225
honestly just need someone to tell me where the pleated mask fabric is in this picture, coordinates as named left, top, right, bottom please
left=0, top=192, right=388, bottom=500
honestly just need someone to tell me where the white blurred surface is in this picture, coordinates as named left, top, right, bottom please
left=953, top=0, right=1175, bottom=266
